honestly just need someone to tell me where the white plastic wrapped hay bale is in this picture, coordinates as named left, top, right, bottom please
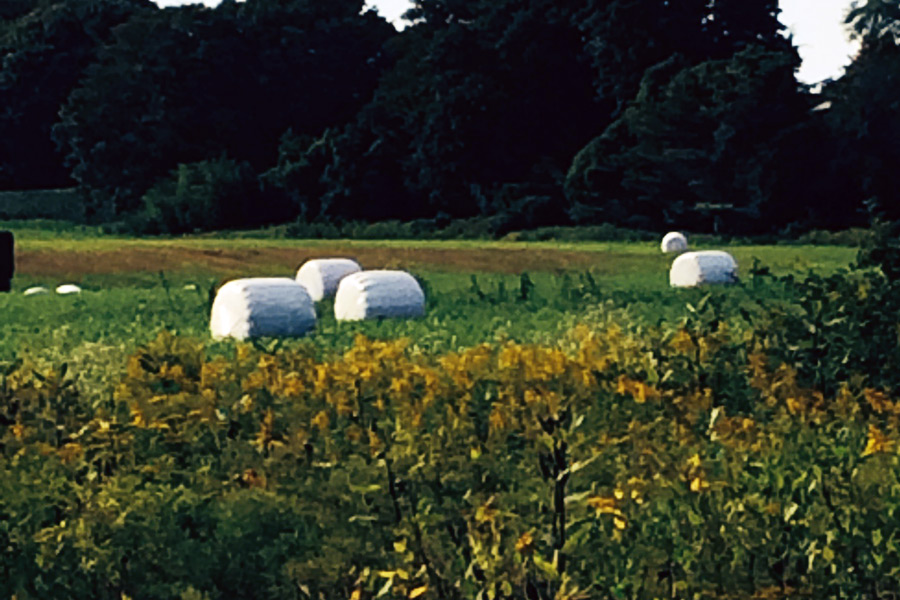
left=56, top=284, right=82, bottom=295
left=661, top=231, right=689, bottom=253
left=334, top=270, right=425, bottom=321
left=210, top=278, right=316, bottom=340
left=24, top=286, right=49, bottom=296
left=295, top=258, right=362, bottom=301
left=670, top=251, right=738, bottom=287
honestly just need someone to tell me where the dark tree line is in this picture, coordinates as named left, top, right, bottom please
left=1, top=0, right=899, bottom=233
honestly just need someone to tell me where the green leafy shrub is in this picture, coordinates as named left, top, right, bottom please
left=857, top=217, right=900, bottom=281
left=508, top=224, right=656, bottom=243
left=3, top=291, right=900, bottom=599
left=132, top=158, right=293, bottom=234
left=754, top=267, right=900, bottom=396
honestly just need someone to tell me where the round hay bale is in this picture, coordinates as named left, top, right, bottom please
left=661, top=231, right=689, bottom=253
left=210, top=278, right=316, bottom=340
left=295, top=258, right=362, bottom=301
left=334, top=270, right=425, bottom=321
left=23, top=286, right=49, bottom=296
left=670, top=251, right=738, bottom=287
left=56, top=284, right=82, bottom=295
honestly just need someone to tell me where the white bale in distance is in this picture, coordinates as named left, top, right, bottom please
left=334, top=270, right=425, bottom=321
left=56, top=284, right=82, bottom=295
left=23, top=286, right=49, bottom=296
left=661, top=231, right=689, bottom=253
left=670, top=251, right=738, bottom=287
left=295, top=258, right=362, bottom=301
left=210, top=278, right=316, bottom=340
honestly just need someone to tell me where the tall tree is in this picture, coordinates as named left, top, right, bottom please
left=53, top=0, right=394, bottom=217
left=0, top=0, right=38, bottom=22
left=0, top=0, right=152, bottom=190
left=847, top=0, right=900, bottom=41
left=581, top=0, right=792, bottom=117
left=823, top=34, right=900, bottom=222
left=318, top=0, right=797, bottom=225
left=566, top=46, right=814, bottom=231
left=318, top=0, right=604, bottom=221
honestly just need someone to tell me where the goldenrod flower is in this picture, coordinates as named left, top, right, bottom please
left=864, top=388, right=895, bottom=413
left=671, top=328, right=695, bottom=353
left=515, top=531, right=535, bottom=555
left=488, top=408, right=507, bottom=431
left=58, top=443, right=83, bottom=464
left=587, top=495, right=622, bottom=516
left=312, top=410, right=330, bottom=431
left=241, top=469, right=266, bottom=488
left=862, top=424, right=895, bottom=457
left=130, top=404, right=146, bottom=427
left=368, top=430, right=384, bottom=457
left=690, top=477, right=709, bottom=493
left=475, top=501, right=498, bottom=524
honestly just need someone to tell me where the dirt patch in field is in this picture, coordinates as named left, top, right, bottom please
left=16, top=243, right=639, bottom=278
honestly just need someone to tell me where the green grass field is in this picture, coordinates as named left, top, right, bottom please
left=0, top=220, right=859, bottom=396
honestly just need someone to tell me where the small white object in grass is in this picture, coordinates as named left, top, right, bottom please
left=56, top=284, right=82, bottom=295
left=24, top=286, right=49, bottom=296
left=670, top=251, right=738, bottom=287
left=183, top=283, right=198, bottom=291
left=661, top=231, right=689, bottom=253
left=334, top=270, right=425, bottom=321
left=210, top=277, right=316, bottom=340
left=295, top=258, right=362, bottom=301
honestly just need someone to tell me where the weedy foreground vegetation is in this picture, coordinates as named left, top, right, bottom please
left=3, top=227, right=900, bottom=599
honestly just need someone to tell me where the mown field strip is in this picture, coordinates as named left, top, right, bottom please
left=13, top=237, right=857, bottom=280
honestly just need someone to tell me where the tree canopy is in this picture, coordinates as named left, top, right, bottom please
left=0, top=0, right=897, bottom=234
left=0, top=0, right=152, bottom=189
left=52, top=0, right=393, bottom=217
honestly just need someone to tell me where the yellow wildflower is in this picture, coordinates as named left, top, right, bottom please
left=255, top=409, right=275, bottom=449
left=488, top=408, right=507, bottom=431
left=390, top=377, right=411, bottom=396
left=671, top=328, right=695, bottom=353
left=409, top=586, right=428, bottom=599
left=346, top=424, right=363, bottom=443
left=311, top=410, right=330, bottom=431
left=280, top=374, right=305, bottom=397
left=58, top=443, right=83, bottom=464
left=862, top=424, right=895, bottom=457
left=130, top=405, right=146, bottom=427
left=864, top=388, right=895, bottom=414
left=238, top=394, right=254, bottom=413
left=587, top=496, right=621, bottom=516
left=475, top=500, right=498, bottom=524
left=368, top=430, right=384, bottom=457
left=515, top=531, right=535, bottom=555
left=240, top=468, right=266, bottom=489
left=690, top=477, right=709, bottom=493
